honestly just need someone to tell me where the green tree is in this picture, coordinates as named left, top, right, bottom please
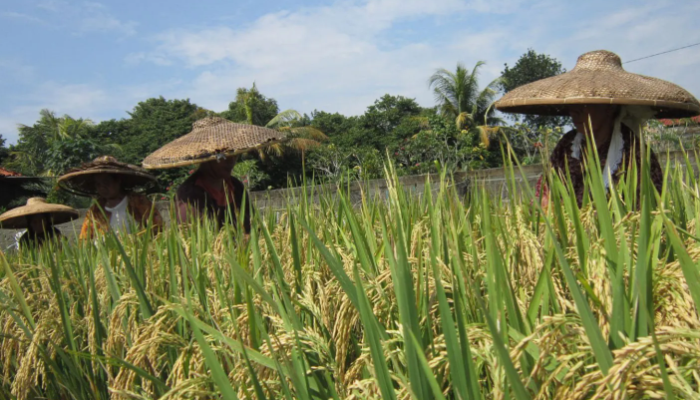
left=115, top=97, right=205, bottom=165
left=0, top=135, right=8, bottom=165
left=392, top=115, right=490, bottom=174
left=500, top=49, right=569, bottom=129
left=310, top=111, right=359, bottom=139
left=220, top=84, right=279, bottom=126
left=331, top=94, right=423, bottom=150
left=101, top=97, right=206, bottom=191
left=7, top=110, right=102, bottom=176
left=429, top=62, right=502, bottom=131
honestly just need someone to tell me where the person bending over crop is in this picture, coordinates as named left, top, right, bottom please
left=142, top=116, right=285, bottom=233
left=0, top=198, right=78, bottom=250
left=58, top=156, right=163, bottom=239
left=494, top=50, right=699, bottom=206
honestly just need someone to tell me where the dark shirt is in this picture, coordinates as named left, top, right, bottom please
left=19, top=227, right=62, bottom=249
left=175, top=171, right=252, bottom=233
left=548, top=124, right=663, bottom=206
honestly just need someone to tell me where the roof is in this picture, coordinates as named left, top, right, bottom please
left=659, top=115, right=700, bottom=127
left=0, top=167, right=21, bottom=177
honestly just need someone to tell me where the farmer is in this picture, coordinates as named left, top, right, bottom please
left=58, top=156, right=163, bottom=239
left=142, top=116, right=284, bottom=232
left=0, top=198, right=78, bottom=250
left=495, top=50, right=700, bottom=205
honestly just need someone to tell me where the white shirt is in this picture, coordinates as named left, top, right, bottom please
left=104, top=196, right=135, bottom=234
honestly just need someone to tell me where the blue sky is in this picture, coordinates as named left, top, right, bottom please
left=1, top=0, right=699, bottom=144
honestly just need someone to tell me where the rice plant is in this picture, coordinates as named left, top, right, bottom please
left=0, top=148, right=699, bottom=399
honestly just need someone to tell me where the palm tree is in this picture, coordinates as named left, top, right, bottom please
left=264, top=110, right=328, bottom=163
left=429, top=62, right=503, bottom=140
left=10, top=110, right=96, bottom=175
left=225, top=84, right=329, bottom=161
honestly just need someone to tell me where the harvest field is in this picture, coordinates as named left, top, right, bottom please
left=1, top=152, right=700, bottom=400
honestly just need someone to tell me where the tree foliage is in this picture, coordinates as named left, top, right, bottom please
left=429, top=62, right=502, bottom=129
left=1, top=60, right=570, bottom=197
left=115, top=97, right=206, bottom=165
left=0, top=135, right=8, bottom=165
left=500, top=49, right=569, bottom=129
left=220, top=84, right=279, bottom=126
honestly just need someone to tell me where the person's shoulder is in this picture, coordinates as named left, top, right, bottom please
left=128, top=192, right=154, bottom=206
left=558, top=129, right=579, bottom=144
left=549, top=129, right=580, bottom=167
left=18, top=231, right=30, bottom=242
left=551, top=129, right=578, bottom=153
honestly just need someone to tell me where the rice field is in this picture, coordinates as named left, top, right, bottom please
left=1, top=149, right=700, bottom=399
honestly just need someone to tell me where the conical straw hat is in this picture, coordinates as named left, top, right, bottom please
left=495, top=50, right=700, bottom=118
left=0, top=197, right=79, bottom=229
left=142, top=117, right=286, bottom=169
left=58, top=156, right=157, bottom=197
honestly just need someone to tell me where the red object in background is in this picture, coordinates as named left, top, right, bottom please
left=659, top=115, right=700, bottom=127
left=534, top=175, right=550, bottom=209
left=0, top=167, right=22, bottom=177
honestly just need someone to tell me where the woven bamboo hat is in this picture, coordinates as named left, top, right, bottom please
left=58, top=156, right=157, bottom=197
left=495, top=50, right=700, bottom=118
left=142, top=117, right=286, bottom=169
left=0, top=197, right=78, bottom=229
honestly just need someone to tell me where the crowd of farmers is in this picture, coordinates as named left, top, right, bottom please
left=1, top=50, right=699, bottom=250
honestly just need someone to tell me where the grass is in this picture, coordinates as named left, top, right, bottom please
left=1, top=148, right=700, bottom=399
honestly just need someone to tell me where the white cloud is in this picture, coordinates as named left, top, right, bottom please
left=11, top=0, right=139, bottom=36
left=130, top=0, right=512, bottom=115
left=0, top=11, right=45, bottom=24
left=0, top=59, right=37, bottom=84
left=5, top=0, right=700, bottom=145
left=0, top=78, right=183, bottom=143
left=36, top=0, right=66, bottom=13
left=76, top=2, right=136, bottom=36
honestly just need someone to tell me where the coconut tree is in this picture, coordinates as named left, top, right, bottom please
left=265, top=109, right=328, bottom=159
left=429, top=61, right=504, bottom=144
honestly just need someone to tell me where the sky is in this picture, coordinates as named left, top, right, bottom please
left=1, top=0, right=699, bottom=144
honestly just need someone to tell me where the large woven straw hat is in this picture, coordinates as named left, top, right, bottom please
left=142, top=117, right=286, bottom=169
left=58, top=156, right=157, bottom=196
left=495, top=50, right=700, bottom=118
left=0, top=197, right=78, bottom=229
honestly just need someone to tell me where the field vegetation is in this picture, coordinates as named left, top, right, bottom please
left=1, top=147, right=700, bottom=399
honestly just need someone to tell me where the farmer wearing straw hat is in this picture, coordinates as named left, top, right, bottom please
left=143, top=116, right=285, bottom=232
left=58, top=156, right=163, bottom=239
left=495, top=50, right=700, bottom=205
left=0, top=198, right=78, bottom=250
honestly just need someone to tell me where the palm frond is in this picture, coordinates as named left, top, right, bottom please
left=266, top=109, right=303, bottom=128
left=456, top=112, right=473, bottom=130
left=287, top=126, right=328, bottom=142
left=287, top=138, right=324, bottom=153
